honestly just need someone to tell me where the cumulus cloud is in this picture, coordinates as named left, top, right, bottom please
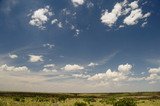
left=101, top=1, right=125, bottom=27
left=101, top=0, right=151, bottom=28
left=123, top=9, right=150, bottom=25
left=61, top=64, right=84, bottom=71
left=129, top=1, right=139, bottom=9
left=9, top=54, right=18, bottom=59
left=88, top=62, right=98, bottom=67
left=146, top=68, right=160, bottom=82
left=43, top=43, right=55, bottom=49
left=72, top=74, right=90, bottom=79
left=42, top=64, right=57, bottom=73
left=29, top=55, right=43, bottom=63
left=0, top=64, right=30, bottom=72
left=71, top=0, right=85, bottom=7
left=29, top=6, right=53, bottom=29
left=118, top=63, right=132, bottom=73
left=88, top=63, right=133, bottom=82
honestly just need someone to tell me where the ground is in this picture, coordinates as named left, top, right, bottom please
left=0, top=92, right=160, bottom=106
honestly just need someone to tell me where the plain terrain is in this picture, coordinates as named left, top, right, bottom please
left=0, top=92, right=160, bottom=106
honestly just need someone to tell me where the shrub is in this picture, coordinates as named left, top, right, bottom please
left=100, top=97, right=117, bottom=105
left=13, top=97, right=21, bottom=102
left=83, top=97, right=96, bottom=104
left=74, top=102, right=87, bottom=106
left=58, top=95, right=67, bottom=102
left=13, top=96, right=25, bottom=102
left=32, top=96, right=49, bottom=102
left=114, top=98, right=137, bottom=106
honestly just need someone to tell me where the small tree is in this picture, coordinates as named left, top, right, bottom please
left=100, top=96, right=117, bottom=105
left=114, top=98, right=137, bottom=106
left=58, top=95, right=67, bottom=102
left=83, top=97, right=96, bottom=104
left=74, top=102, right=87, bottom=106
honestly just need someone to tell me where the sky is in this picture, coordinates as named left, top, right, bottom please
left=0, top=0, right=160, bottom=93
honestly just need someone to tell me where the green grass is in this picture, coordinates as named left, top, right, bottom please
left=0, top=92, right=159, bottom=106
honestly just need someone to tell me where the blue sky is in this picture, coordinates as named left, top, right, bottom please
left=0, top=0, right=160, bottom=93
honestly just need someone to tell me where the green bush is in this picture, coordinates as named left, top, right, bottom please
left=74, top=102, right=87, bottom=106
left=100, top=97, right=117, bottom=104
left=58, top=95, right=67, bottom=102
left=13, top=96, right=25, bottom=102
left=114, top=98, right=137, bottom=106
left=83, top=97, right=96, bottom=104
left=32, top=96, right=49, bottom=102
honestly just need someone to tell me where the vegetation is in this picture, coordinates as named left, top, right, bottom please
left=74, top=102, right=87, bottom=106
left=114, top=98, right=137, bottom=106
left=83, top=97, right=96, bottom=104
left=100, top=96, right=117, bottom=105
left=0, top=92, right=159, bottom=106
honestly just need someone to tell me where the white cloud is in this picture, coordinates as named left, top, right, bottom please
left=101, top=0, right=151, bottom=28
left=0, top=64, right=30, bottom=72
left=42, top=64, right=57, bottom=73
left=118, top=63, right=132, bottom=74
left=61, top=64, right=84, bottom=71
left=129, top=1, right=139, bottom=9
left=72, top=74, right=90, bottom=79
left=57, top=22, right=63, bottom=28
left=29, top=6, right=53, bottom=29
left=148, top=68, right=160, bottom=74
left=44, top=64, right=55, bottom=68
left=141, top=22, right=148, bottom=27
left=71, top=0, right=85, bottom=7
left=42, top=68, right=57, bottom=73
left=128, top=77, right=145, bottom=81
left=101, top=1, right=124, bottom=27
left=146, top=68, right=160, bottom=83
left=43, top=43, right=55, bottom=49
left=51, top=19, right=58, bottom=24
left=123, top=9, right=150, bottom=25
left=88, top=62, right=98, bottom=67
left=51, top=19, right=63, bottom=28
left=9, top=54, right=18, bottom=59
left=29, top=55, right=43, bottom=63
left=88, top=63, right=132, bottom=82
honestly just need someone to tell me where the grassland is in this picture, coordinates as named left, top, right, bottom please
left=0, top=92, right=160, bottom=106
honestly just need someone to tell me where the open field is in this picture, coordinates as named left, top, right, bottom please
left=0, top=92, right=160, bottom=106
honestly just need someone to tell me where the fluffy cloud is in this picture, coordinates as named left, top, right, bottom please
left=29, top=6, right=53, bottom=29
left=72, top=74, right=90, bottom=78
left=88, top=62, right=98, bottom=67
left=88, top=63, right=132, bottom=82
left=42, top=68, right=57, bottom=73
left=146, top=68, right=160, bottom=82
left=101, top=1, right=126, bottom=27
left=118, top=63, right=132, bottom=73
left=61, top=64, right=84, bottom=71
left=101, top=0, right=151, bottom=28
left=42, top=64, right=57, bottom=73
left=43, top=43, right=55, bottom=49
left=71, top=0, right=85, bottom=7
left=29, top=55, right=43, bottom=63
left=0, top=64, right=30, bottom=72
left=129, top=1, right=138, bottom=9
left=123, top=9, right=151, bottom=25
left=9, top=54, right=18, bottom=59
